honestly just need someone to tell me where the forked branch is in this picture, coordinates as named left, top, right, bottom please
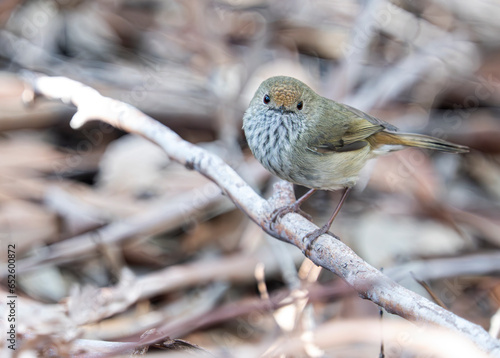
left=24, top=74, right=500, bottom=356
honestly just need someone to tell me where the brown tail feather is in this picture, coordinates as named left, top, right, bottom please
left=372, top=131, right=469, bottom=154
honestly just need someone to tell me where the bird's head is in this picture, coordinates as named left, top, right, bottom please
left=255, top=76, right=312, bottom=115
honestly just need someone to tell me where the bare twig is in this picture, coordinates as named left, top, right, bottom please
left=23, top=74, right=500, bottom=356
left=387, top=251, right=500, bottom=282
left=11, top=181, right=231, bottom=273
left=262, top=318, right=491, bottom=358
left=70, top=249, right=303, bottom=327
left=70, top=318, right=492, bottom=358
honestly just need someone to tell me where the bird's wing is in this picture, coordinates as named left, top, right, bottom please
left=306, top=101, right=396, bottom=154
left=341, top=103, right=398, bottom=132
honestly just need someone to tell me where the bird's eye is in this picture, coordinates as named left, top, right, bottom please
left=263, top=94, right=270, bottom=104
left=297, top=101, right=303, bottom=110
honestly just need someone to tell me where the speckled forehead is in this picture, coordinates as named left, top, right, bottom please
left=269, top=81, right=302, bottom=107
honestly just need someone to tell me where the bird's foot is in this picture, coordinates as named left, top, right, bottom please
left=269, top=201, right=312, bottom=230
left=304, top=224, right=340, bottom=255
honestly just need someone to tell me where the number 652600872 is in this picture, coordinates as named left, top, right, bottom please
left=7, top=244, right=16, bottom=292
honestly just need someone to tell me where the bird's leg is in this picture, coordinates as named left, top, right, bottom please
left=304, top=187, right=351, bottom=252
left=271, top=188, right=316, bottom=226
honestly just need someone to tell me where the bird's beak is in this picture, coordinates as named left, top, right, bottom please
left=279, top=105, right=286, bottom=114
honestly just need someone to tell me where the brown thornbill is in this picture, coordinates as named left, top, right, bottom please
left=243, top=76, right=469, bottom=246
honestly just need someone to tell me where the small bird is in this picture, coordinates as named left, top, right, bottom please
left=243, top=76, right=469, bottom=245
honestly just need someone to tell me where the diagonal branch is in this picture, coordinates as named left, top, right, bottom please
left=23, top=73, right=500, bottom=356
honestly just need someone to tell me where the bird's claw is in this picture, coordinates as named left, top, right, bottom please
left=304, top=226, right=340, bottom=255
left=269, top=202, right=313, bottom=230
